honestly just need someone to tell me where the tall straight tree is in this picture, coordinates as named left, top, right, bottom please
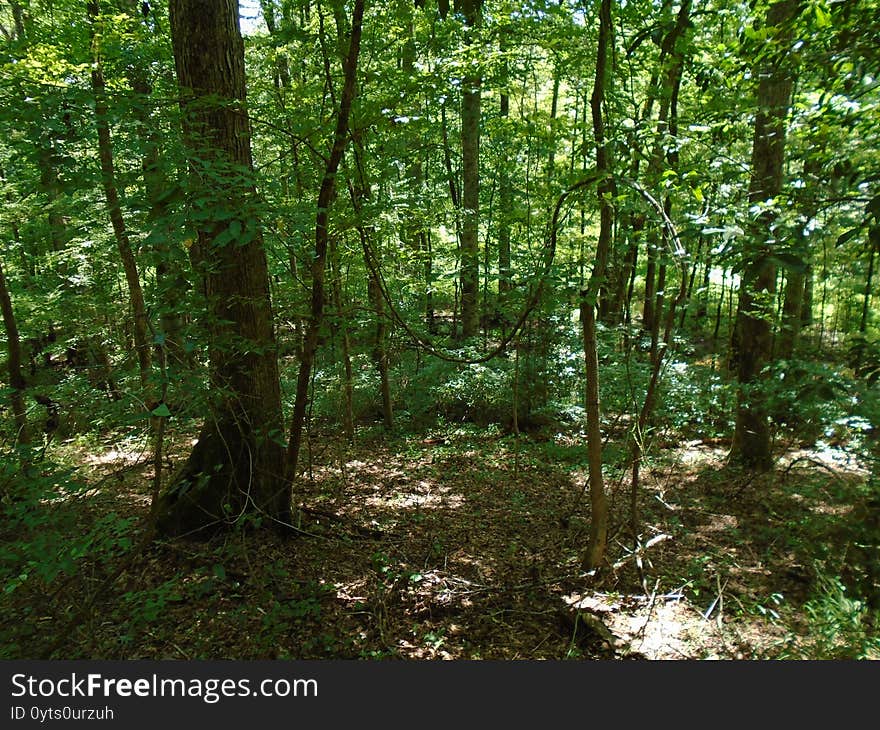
left=458, top=0, right=482, bottom=338
left=87, top=1, right=152, bottom=397
left=497, top=23, right=512, bottom=330
left=581, top=0, right=614, bottom=571
left=285, top=0, right=365, bottom=484
left=156, top=0, right=288, bottom=535
left=730, top=0, right=798, bottom=470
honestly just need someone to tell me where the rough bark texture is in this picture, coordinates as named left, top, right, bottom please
left=730, top=0, right=797, bottom=470
left=156, top=0, right=287, bottom=536
left=459, top=0, right=482, bottom=339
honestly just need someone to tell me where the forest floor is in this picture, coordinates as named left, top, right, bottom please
left=3, top=423, right=878, bottom=660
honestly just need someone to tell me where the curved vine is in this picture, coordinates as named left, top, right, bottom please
left=349, top=170, right=688, bottom=366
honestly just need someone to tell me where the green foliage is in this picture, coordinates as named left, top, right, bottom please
left=0, top=0, right=877, bottom=661
left=785, top=570, right=879, bottom=660
left=431, top=360, right=515, bottom=426
left=847, top=334, right=880, bottom=385
left=657, top=360, right=735, bottom=439
left=0, top=453, right=136, bottom=657
left=764, top=359, right=850, bottom=442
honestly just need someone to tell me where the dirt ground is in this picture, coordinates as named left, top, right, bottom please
left=8, top=424, right=876, bottom=660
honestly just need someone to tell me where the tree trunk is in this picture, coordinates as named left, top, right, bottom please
left=801, top=263, right=813, bottom=329
left=861, top=241, right=876, bottom=333
left=345, top=144, right=395, bottom=432
left=0, top=256, right=29, bottom=448
left=459, top=0, right=481, bottom=339
left=369, top=274, right=394, bottom=429
left=285, top=0, right=365, bottom=484
left=778, top=266, right=806, bottom=358
left=88, top=1, right=152, bottom=397
left=581, top=0, right=614, bottom=572
left=156, top=0, right=288, bottom=536
left=329, top=238, right=355, bottom=444
left=497, top=30, right=512, bottom=330
left=730, top=0, right=797, bottom=470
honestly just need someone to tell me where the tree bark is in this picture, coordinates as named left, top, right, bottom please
left=88, top=1, right=152, bottom=396
left=285, top=0, right=365, bottom=484
left=581, top=0, right=614, bottom=572
left=497, top=29, right=512, bottom=331
left=0, top=256, right=29, bottom=447
left=730, top=0, right=797, bottom=470
left=861, top=240, right=876, bottom=333
left=778, top=266, right=806, bottom=358
left=459, top=0, right=482, bottom=339
left=156, top=0, right=288, bottom=536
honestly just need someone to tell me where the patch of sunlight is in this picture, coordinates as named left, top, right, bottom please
left=565, top=590, right=727, bottom=659
left=808, top=502, right=853, bottom=517
left=333, top=579, right=369, bottom=604
left=784, top=443, right=869, bottom=476
left=84, top=448, right=142, bottom=466
left=364, top=486, right=464, bottom=510
left=679, top=439, right=728, bottom=466
left=697, top=513, right=739, bottom=534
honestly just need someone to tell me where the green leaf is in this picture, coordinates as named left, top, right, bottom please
left=836, top=227, right=862, bottom=247
left=151, top=403, right=172, bottom=418
left=814, top=4, right=832, bottom=28
left=213, top=228, right=233, bottom=247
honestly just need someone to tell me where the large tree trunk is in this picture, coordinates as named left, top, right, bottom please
left=156, top=0, right=288, bottom=536
left=730, top=0, right=797, bottom=470
left=458, top=0, right=482, bottom=339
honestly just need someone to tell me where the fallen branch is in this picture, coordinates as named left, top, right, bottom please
left=613, top=533, right=672, bottom=570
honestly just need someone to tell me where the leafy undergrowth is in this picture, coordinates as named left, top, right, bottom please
left=1, top=426, right=877, bottom=660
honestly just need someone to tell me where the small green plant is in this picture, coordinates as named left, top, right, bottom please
left=786, top=569, right=879, bottom=659
left=121, top=579, right=185, bottom=625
